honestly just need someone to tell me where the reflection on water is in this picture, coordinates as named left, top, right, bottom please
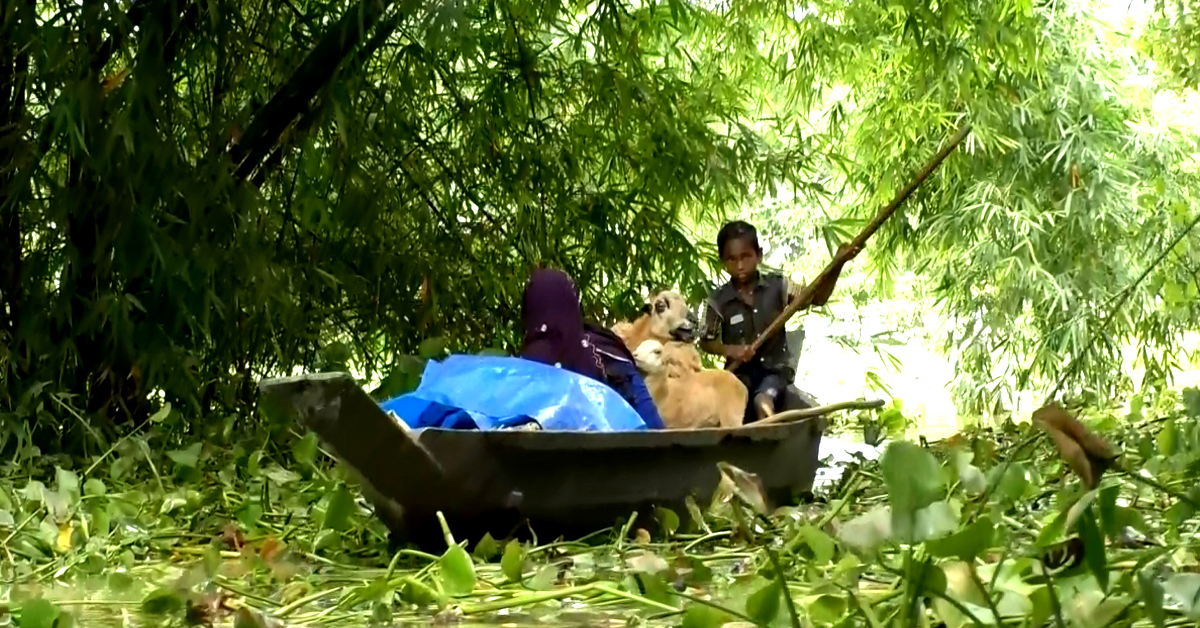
left=814, top=435, right=881, bottom=489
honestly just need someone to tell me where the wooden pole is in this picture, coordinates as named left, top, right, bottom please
left=726, top=121, right=973, bottom=372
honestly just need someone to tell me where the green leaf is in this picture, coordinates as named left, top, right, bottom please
left=313, top=528, right=340, bottom=552
left=203, top=541, right=222, bottom=579
left=141, top=588, right=184, bottom=615
left=371, top=601, right=392, bottom=625
left=837, top=506, right=893, bottom=553
left=680, top=603, right=731, bottom=628
left=22, top=480, right=45, bottom=502
left=262, top=465, right=300, bottom=485
left=911, top=559, right=948, bottom=597
left=925, top=515, right=995, bottom=561
left=148, top=402, right=172, bottom=423
left=440, top=544, right=476, bottom=596
left=473, top=532, right=499, bottom=560
left=789, top=525, right=836, bottom=564
left=1157, top=419, right=1178, bottom=456
left=18, top=598, right=61, bottom=628
left=245, top=450, right=263, bottom=477
left=1076, top=509, right=1107, bottom=590
left=55, top=467, right=80, bottom=497
left=655, top=506, right=680, bottom=537
left=635, top=572, right=676, bottom=606
left=236, top=503, right=263, bottom=531
left=107, top=572, right=134, bottom=592
left=1097, top=484, right=1121, bottom=538
left=745, top=580, right=781, bottom=625
left=82, top=478, right=106, bottom=497
left=527, top=563, right=558, bottom=591
left=1066, top=489, right=1099, bottom=531
left=1182, top=387, right=1200, bottom=418
left=399, top=577, right=445, bottom=608
left=1036, top=505, right=1070, bottom=549
left=166, top=443, right=202, bottom=469
left=418, top=337, right=449, bottom=359
left=1163, top=573, right=1200, bottom=619
left=952, top=449, right=986, bottom=494
left=910, top=501, right=958, bottom=542
left=501, top=539, right=524, bottom=583
left=880, top=440, right=943, bottom=515
left=994, top=462, right=1030, bottom=503
left=805, top=594, right=847, bottom=624
left=110, top=456, right=134, bottom=482
left=1139, top=569, right=1166, bottom=628
left=321, top=487, right=356, bottom=532
left=292, top=433, right=319, bottom=466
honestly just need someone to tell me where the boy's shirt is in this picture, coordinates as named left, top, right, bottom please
left=700, top=272, right=796, bottom=382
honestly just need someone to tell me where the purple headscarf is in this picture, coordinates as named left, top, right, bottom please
left=521, top=268, right=634, bottom=382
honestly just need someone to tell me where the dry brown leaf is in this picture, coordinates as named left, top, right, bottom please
left=102, top=68, right=129, bottom=94
left=1032, top=401, right=1117, bottom=489
left=716, top=462, right=770, bottom=516
left=258, top=537, right=286, bottom=564
left=186, top=591, right=233, bottom=627
left=221, top=522, right=245, bottom=551
left=1039, top=536, right=1086, bottom=571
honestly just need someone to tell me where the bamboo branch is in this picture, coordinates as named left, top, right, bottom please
left=1047, top=206, right=1200, bottom=401
left=228, top=0, right=402, bottom=182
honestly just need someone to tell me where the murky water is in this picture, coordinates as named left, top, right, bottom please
left=2, top=437, right=887, bottom=628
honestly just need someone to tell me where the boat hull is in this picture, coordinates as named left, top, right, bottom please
left=259, top=372, right=826, bottom=549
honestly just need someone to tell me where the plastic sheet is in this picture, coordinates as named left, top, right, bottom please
left=380, top=355, right=648, bottom=432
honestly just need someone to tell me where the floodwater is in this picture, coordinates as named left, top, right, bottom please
left=5, top=438, right=881, bottom=628
left=814, top=435, right=881, bottom=490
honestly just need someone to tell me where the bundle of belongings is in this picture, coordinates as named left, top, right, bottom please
left=380, top=354, right=648, bottom=432
left=382, top=268, right=658, bottom=433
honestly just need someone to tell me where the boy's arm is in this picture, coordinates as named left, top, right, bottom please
left=805, top=269, right=842, bottom=307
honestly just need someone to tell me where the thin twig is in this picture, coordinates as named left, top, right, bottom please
left=1047, top=207, right=1200, bottom=401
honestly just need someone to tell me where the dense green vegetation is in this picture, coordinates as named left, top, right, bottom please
left=3, top=383, right=1200, bottom=627
left=1, top=0, right=1199, bottom=625
left=2, top=0, right=1198, bottom=437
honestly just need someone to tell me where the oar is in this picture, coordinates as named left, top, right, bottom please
left=755, top=398, right=887, bottom=425
left=726, top=121, right=973, bottom=372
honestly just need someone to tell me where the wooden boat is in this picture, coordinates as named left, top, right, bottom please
left=258, top=372, right=882, bottom=550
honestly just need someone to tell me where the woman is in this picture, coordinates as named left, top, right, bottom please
left=521, top=268, right=665, bottom=429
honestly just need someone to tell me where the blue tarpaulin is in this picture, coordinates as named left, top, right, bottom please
left=380, top=355, right=648, bottom=432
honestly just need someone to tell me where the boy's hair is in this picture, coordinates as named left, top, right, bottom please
left=716, top=220, right=762, bottom=258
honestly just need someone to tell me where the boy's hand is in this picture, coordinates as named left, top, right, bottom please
left=837, top=242, right=863, bottom=260
left=787, top=279, right=805, bottom=301
left=725, top=345, right=755, bottom=363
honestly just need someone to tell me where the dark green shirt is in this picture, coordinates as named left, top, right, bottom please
left=700, top=272, right=796, bottom=381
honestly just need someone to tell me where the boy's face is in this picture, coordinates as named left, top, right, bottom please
left=721, top=237, right=761, bottom=284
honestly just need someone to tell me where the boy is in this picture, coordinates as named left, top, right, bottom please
left=699, top=221, right=860, bottom=423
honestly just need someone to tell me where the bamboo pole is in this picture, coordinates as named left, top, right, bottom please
left=726, top=121, right=973, bottom=372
